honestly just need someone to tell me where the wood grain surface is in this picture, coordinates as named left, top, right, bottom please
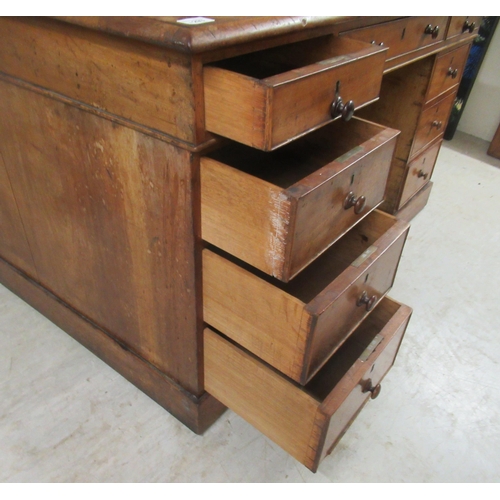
left=204, top=297, right=412, bottom=471
left=203, top=210, right=409, bottom=384
left=0, top=17, right=197, bottom=144
left=0, top=79, right=203, bottom=395
left=202, top=119, right=399, bottom=281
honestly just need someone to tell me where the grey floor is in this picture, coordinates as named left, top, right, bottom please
left=1, top=131, right=499, bottom=482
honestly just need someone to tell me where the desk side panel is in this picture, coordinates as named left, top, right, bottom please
left=0, top=17, right=197, bottom=144
left=0, top=79, right=202, bottom=395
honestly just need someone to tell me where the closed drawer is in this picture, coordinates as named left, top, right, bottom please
left=399, top=141, right=441, bottom=209
left=203, top=210, right=409, bottom=384
left=447, top=16, right=482, bottom=39
left=201, top=118, right=399, bottom=282
left=204, top=36, right=386, bottom=150
left=426, top=44, right=470, bottom=103
left=410, top=93, right=455, bottom=158
left=204, top=297, right=412, bottom=472
left=341, top=16, right=448, bottom=63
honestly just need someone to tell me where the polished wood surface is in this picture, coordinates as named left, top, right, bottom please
left=52, top=16, right=396, bottom=53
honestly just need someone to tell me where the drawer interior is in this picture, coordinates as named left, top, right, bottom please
left=209, top=35, right=374, bottom=80
left=306, top=296, right=401, bottom=400
left=207, top=118, right=389, bottom=188
left=208, top=209, right=397, bottom=304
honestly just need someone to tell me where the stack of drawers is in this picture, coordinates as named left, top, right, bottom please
left=398, top=42, right=470, bottom=209
left=198, top=33, right=414, bottom=472
left=345, top=16, right=479, bottom=217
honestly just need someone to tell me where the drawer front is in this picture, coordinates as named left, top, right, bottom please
left=447, top=16, right=482, bottom=39
left=203, top=210, right=409, bottom=384
left=202, top=119, right=399, bottom=282
left=341, top=16, right=448, bottom=63
left=317, top=300, right=411, bottom=464
left=204, top=297, right=412, bottom=472
left=411, top=93, right=455, bottom=158
left=305, top=221, right=408, bottom=379
left=426, top=44, right=470, bottom=103
left=399, top=141, right=441, bottom=209
left=204, top=37, right=386, bottom=150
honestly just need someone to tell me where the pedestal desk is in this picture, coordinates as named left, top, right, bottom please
left=0, top=16, right=480, bottom=471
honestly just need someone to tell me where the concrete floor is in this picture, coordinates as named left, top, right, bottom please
left=1, top=131, right=499, bottom=482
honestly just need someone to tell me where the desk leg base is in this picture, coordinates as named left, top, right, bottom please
left=0, top=256, right=226, bottom=435
left=393, top=181, right=433, bottom=222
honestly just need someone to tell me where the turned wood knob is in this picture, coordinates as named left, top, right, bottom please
left=424, top=24, right=440, bottom=38
left=462, top=20, right=476, bottom=33
left=417, top=169, right=428, bottom=180
left=344, top=192, right=366, bottom=214
left=447, top=67, right=458, bottom=79
left=331, top=96, right=355, bottom=122
left=432, top=120, right=443, bottom=129
left=357, top=290, right=377, bottom=311
left=363, top=379, right=382, bottom=399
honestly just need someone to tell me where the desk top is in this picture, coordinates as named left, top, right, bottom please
left=52, top=16, right=402, bottom=53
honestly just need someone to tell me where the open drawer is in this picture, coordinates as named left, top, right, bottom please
left=204, top=36, right=387, bottom=150
left=203, top=210, right=409, bottom=384
left=204, top=297, right=412, bottom=472
left=201, top=118, right=399, bottom=282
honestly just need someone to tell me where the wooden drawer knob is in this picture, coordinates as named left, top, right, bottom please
left=447, top=67, right=459, bottom=79
left=357, top=290, right=377, bottom=311
left=363, top=379, right=382, bottom=399
left=417, top=169, right=428, bottom=180
left=431, top=120, right=443, bottom=130
left=424, top=24, right=440, bottom=38
left=344, top=192, right=366, bottom=214
left=331, top=96, right=355, bottom=122
left=462, top=20, right=476, bottom=33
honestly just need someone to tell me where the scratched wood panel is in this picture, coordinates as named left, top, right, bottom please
left=0, top=17, right=196, bottom=144
left=0, top=80, right=202, bottom=395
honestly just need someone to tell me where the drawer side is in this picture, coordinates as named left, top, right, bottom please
left=204, top=328, right=323, bottom=469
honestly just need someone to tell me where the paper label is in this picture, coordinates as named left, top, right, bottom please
left=360, top=334, right=383, bottom=362
left=177, top=17, right=215, bottom=25
left=351, top=245, right=377, bottom=267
